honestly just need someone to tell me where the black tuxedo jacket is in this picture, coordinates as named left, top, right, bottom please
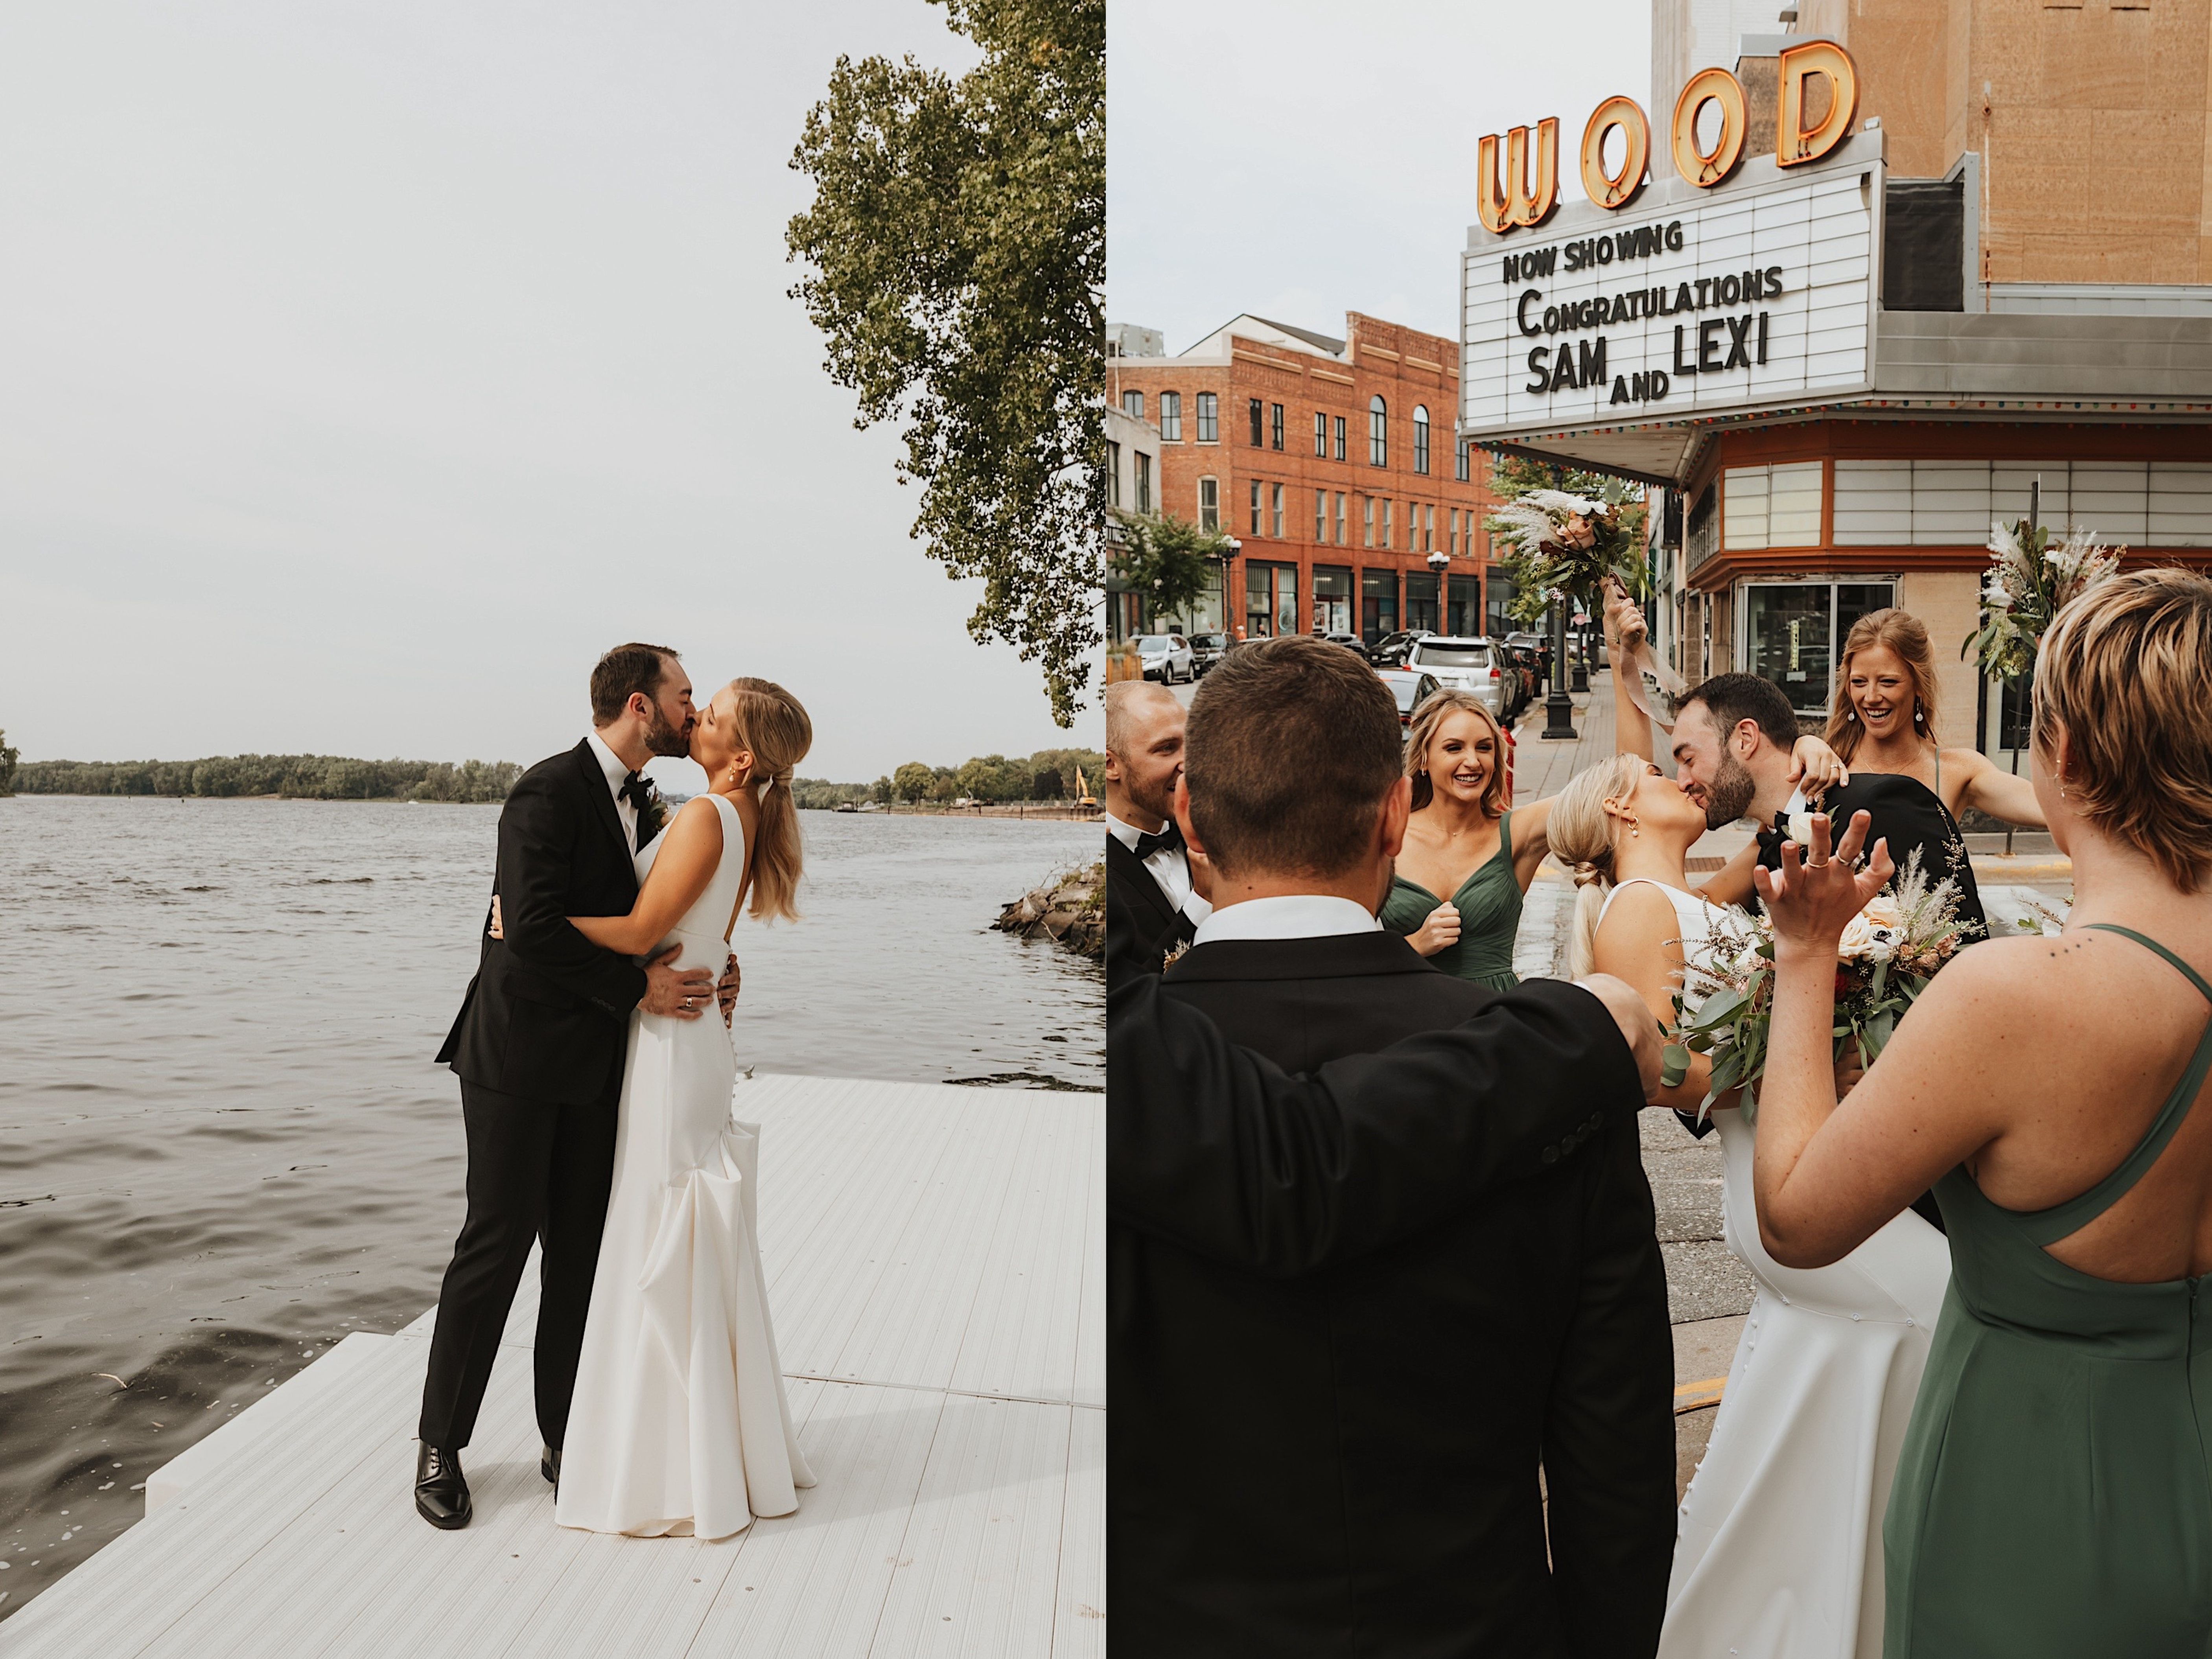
left=1105, top=832, right=1195, bottom=989
left=1761, top=771, right=1987, bottom=937
left=436, top=740, right=649, bottom=1105
left=1109, top=939, right=1674, bottom=1659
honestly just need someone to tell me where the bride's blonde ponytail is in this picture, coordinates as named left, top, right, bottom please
left=1549, top=753, right=1644, bottom=978
left=726, top=678, right=813, bottom=924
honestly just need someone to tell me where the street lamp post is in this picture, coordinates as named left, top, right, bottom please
left=1222, top=536, right=1242, bottom=638
left=1425, top=547, right=1450, bottom=635
left=1540, top=593, right=1577, bottom=740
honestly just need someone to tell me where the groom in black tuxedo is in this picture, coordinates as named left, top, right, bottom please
left=1110, top=635, right=1677, bottom=1658
left=413, top=643, right=731, bottom=1530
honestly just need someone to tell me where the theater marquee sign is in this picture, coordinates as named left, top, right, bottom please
left=1461, top=44, right=1882, bottom=447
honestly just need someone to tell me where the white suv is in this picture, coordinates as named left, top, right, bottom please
left=1404, top=636, right=1505, bottom=717
left=1135, top=632, right=1194, bottom=683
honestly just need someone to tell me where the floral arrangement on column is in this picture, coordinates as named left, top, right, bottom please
left=1963, top=519, right=2122, bottom=681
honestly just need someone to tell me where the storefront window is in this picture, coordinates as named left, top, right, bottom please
left=1741, top=580, right=1895, bottom=716
left=1405, top=571, right=1439, bottom=633
left=1486, top=567, right=1517, bottom=637
left=1361, top=569, right=1398, bottom=645
left=1448, top=574, right=1481, bottom=636
left=1313, top=565, right=1352, bottom=634
left=1246, top=560, right=1298, bottom=637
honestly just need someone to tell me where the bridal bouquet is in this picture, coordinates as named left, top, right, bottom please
left=1486, top=490, right=1648, bottom=628
left=1661, top=849, right=1981, bottom=1119
left=1963, top=518, right=2122, bottom=680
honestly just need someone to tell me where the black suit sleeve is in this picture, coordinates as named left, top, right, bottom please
left=1107, top=973, right=1642, bottom=1276
left=498, top=770, right=647, bottom=1018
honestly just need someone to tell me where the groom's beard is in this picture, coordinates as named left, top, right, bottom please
left=643, top=705, right=691, bottom=759
left=1702, top=751, right=1758, bottom=829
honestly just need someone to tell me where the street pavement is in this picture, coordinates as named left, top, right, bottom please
left=1170, top=659, right=2075, bottom=1491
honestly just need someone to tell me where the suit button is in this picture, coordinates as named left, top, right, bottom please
left=1540, top=1145, right=1559, bottom=1164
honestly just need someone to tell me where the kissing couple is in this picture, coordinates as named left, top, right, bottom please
left=413, top=642, right=818, bottom=1541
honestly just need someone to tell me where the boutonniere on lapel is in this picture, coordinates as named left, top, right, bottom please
left=634, top=779, right=670, bottom=849
left=1161, top=939, right=1192, bottom=972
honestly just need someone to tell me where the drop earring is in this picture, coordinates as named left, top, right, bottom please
left=1914, top=705, right=1925, bottom=726
left=1847, top=707, right=1858, bottom=721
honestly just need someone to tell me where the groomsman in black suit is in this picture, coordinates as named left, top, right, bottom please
left=413, top=643, right=734, bottom=1529
left=1103, top=679, right=1212, bottom=987
left=1109, top=635, right=1677, bottom=1658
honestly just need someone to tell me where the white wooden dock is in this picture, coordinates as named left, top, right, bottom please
left=0, top=1075, right=1104, bottom=1658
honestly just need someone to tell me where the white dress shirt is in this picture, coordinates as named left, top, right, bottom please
left=1192, top=893, right=1381, bottom=946
left=586, top=730, right=639, bottom=850
left=1105, top=810, right=1214, bottom=927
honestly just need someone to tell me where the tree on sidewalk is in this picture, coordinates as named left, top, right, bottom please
left=1110, top=510, right=1232, bottom=632
left=786, top=0, right=1105, bottom=727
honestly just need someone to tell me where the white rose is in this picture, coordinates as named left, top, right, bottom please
left=1787, top=811, right=1817, bottom=850
left=1837, top=896, right=1903, bottom=962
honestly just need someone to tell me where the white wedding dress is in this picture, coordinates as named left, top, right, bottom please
left=554, top=792, right=814, bottom=1539
left=1602, top=879, right=1951, bottom=1659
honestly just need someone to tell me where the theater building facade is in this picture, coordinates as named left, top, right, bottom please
left=1461, top=27, right=2212, bottom=760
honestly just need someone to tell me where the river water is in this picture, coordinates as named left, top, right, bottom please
left=0, top=795, right=1100, bottom=1618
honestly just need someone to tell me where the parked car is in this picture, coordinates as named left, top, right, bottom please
left=1134, top=632, right=1194, bottom=683
left=1186, top=631, right=1231, bottom=676
left=1374, top=668, right=1444, bottom=730
left=1403, top=635, right=1507, bottom=717
left=1505, top=630, right=1553, bottom=685
left=1496, top=641, right=1542, bottom=718
left=1319, top=630, right=1367, bottom=655
left=1367, top=627, right=1433, bottom=668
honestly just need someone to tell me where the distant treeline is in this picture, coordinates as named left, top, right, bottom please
left=791, top=747, right=1107, bottom=810
left=12, top=755, right=522, bottom=802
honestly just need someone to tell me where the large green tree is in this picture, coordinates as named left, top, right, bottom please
left=788, top=0, right=1104, bottom=726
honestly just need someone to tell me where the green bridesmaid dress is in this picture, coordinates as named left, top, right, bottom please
left=1884, top=923, right=2212, bottom=1657
left=1378, top=810, right=1521, bottom=992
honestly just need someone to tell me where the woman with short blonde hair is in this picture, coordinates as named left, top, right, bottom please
left=1752, top=568, right=2212, bottom=1653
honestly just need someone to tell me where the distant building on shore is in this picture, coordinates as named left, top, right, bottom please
left=1105, top=312, right=1502, bottom=646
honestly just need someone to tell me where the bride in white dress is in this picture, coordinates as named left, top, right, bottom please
left=551, top=676, right=818, bottom=1540
left=1549, top=752, right=1950, bottom=1659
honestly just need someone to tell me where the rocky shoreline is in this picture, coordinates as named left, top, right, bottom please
left=994, top=860, right=1104, bottom=959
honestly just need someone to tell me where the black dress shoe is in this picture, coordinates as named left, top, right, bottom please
left=415, top=1442, right=472, bottom=1530
left=541, top=1444, right=560, bottom=1488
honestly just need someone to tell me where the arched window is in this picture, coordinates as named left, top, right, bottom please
left=1368, top=396, right=1388, bottom=468
left=1413, top=405, right=1431, bottom=475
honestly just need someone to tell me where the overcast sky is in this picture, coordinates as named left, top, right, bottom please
left=0, top=1, right=1090, bottom=786
left=1108, top=0, right=1651, bottom=353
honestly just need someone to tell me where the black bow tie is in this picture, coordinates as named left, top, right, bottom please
left=1131, top=821, right=1183, bottom=861
left=1757, top=809, right=1792, bottom=851
left=619, top=771, right=653, bottom=810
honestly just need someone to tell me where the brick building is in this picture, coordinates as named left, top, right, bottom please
left=1105, top=313, right=1501, bottom=645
